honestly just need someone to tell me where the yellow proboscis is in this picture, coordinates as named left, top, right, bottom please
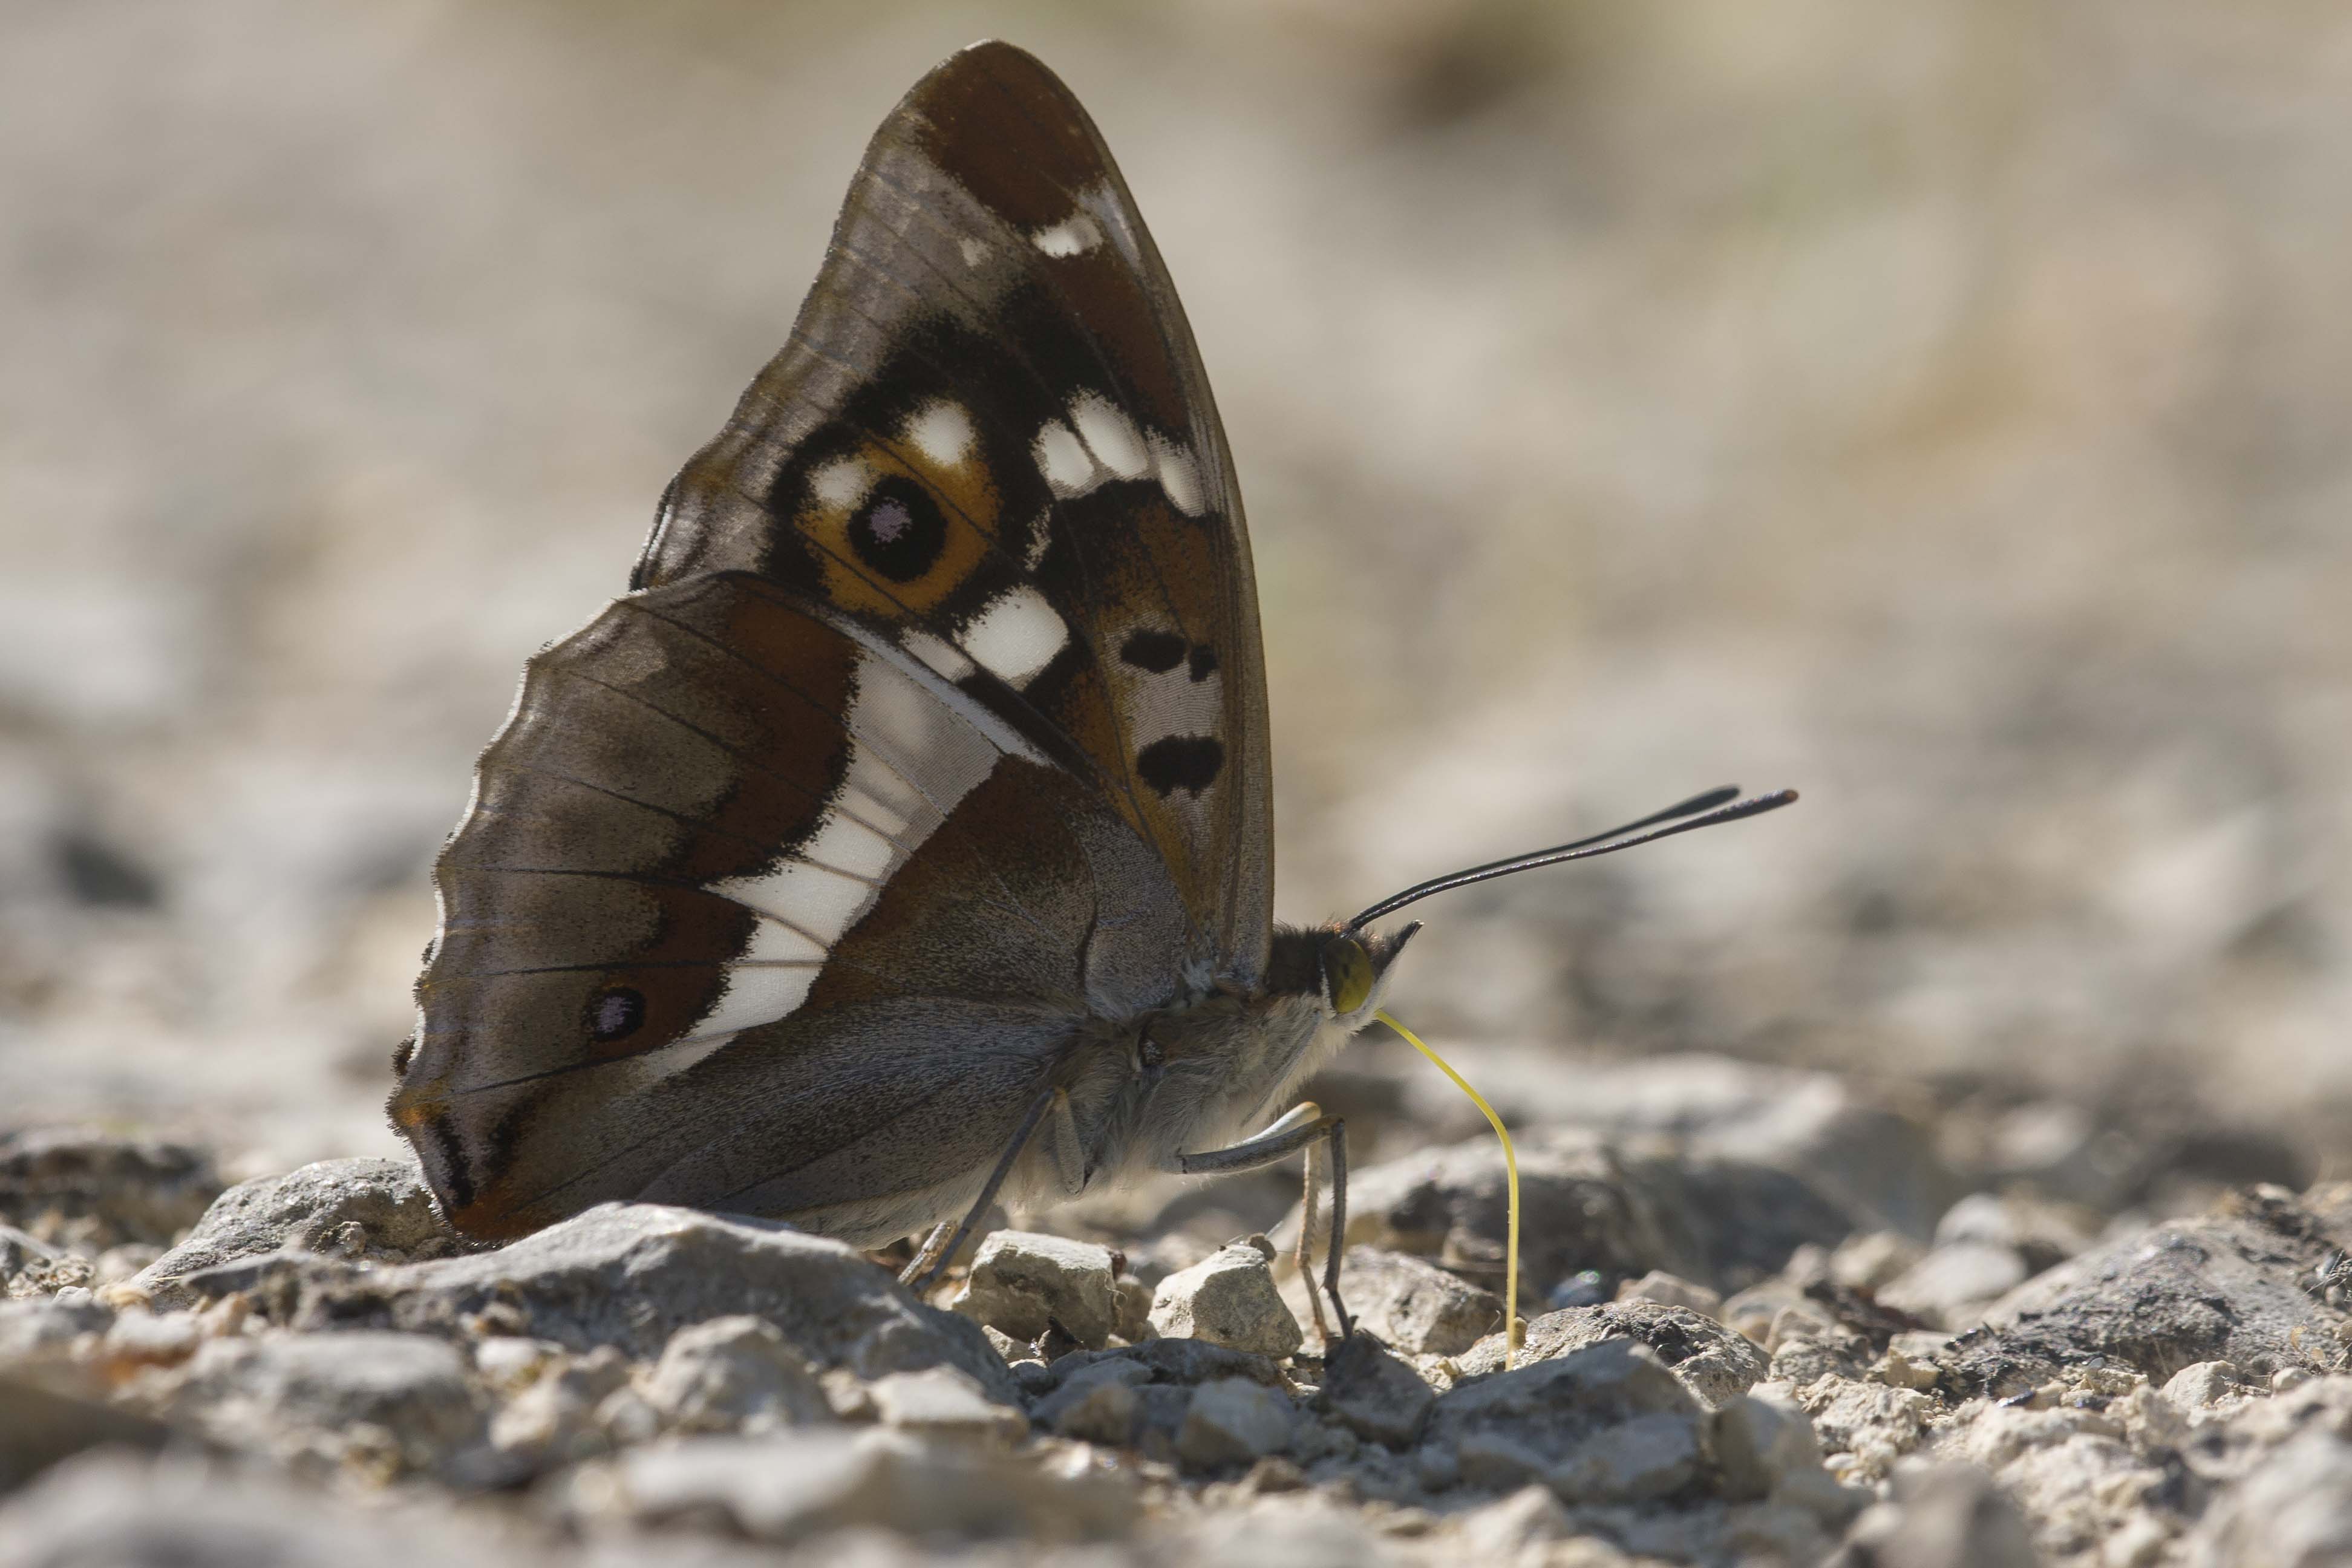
left=1377, top=1008, right=1523, bottom=1370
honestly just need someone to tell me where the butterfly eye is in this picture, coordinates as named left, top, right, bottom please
left=1321, top=936, right=1374, bottom=1016
left=589, top=987, right=646, bottom=1043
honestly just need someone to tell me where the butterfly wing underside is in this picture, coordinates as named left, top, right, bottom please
left=392, top=42, right=1272, bottom=1243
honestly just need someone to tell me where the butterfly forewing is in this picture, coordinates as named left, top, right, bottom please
left=638, top=41, right=1272, bottom=987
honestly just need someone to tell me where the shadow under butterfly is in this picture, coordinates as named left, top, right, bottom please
left=387, top=39, right=1794, bottom=1339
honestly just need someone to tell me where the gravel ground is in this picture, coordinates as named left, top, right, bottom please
left=5, top=2, right=2351, bottom=1563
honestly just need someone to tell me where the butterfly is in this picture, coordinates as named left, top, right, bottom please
left=388, top=40, right=1791, bottom=1338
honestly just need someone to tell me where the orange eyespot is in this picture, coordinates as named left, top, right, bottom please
left=1321, top=935, right=1373, bottom=1015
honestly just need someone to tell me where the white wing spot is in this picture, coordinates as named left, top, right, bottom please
left=811, top=456, right=874, bottom=511
left=904, top=400, right=976, bottom=469
left=1033, top=419, right=1097, bottom=497
left=961, top=586, right=1069, bottom=687
left=901, top=627, right=976, bottom=682
left=1031, top=212, right=1104, bottom=257
left=1071, top=394, right=1150, bottom=480
left=1149, top=431, right=1207, bottom=517
left=958, top=235, right=990, bottom=269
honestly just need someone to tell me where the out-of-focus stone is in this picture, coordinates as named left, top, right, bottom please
left=165, top=1329, right=484, bottom=1475
left=485, top=1347, right=628, bottom=1468
left=1456, top=1299, right=1768, bottom=1410
left=1933, top=1191, right=2097, bottom=1273
left=1316, top=1331, right=1435, bottom=1448
left=131, top=1158, right=453, bottom=1307
left=291, top=1202, right=1016, bottom=1400
left=0, top=1451, right=534, bottom=1568
left=0, top=1132, right=223, bottom=1252
left=1330, top=1247, right=1501, bottom=1356
left=609, top=1428, right=1137, bottom=1543
left=950, top=1230, right=1119, bottom=1349
left=1876, top=1242, right=2029, bottom=1331
left=1714, top=1388, right=1826, bottom=1501
left=1831, top=1232, right=1925, bottom=1294
left=1616, top=1269, right=1723, bottom=1320
left=867, top=1365, right=1028, bottom=1444
left=1149, top=1243, right=1302, bottom=1357
left=1832, top=1460, right=2037, bottom=1568
left=639, top=1315, right=829, bottom=1434
left=1800, top=1376, right=1934, bottom=1479
left=1175, top=1376, right=1296, bottom=1470
left=0, top=1226, right=60, bottom=1281
left=0, top=1379, right=172, bottom=1491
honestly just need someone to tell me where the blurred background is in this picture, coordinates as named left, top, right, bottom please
left=2, top=0, right=2346, bottom=1196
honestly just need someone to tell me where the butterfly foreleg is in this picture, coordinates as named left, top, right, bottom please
left=1171, top=1104, right=1352, bottom=1339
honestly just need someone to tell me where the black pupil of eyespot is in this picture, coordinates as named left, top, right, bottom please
left=590, top=988, right=645, bottom=1042
left=849, top=477, right=947, bottom=582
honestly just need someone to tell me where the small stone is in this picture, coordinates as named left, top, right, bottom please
left=1422, top=1338, right=1700, bottom=1497
left=2160, top=1359, right=2243, bottom=1410
left=950, top=1230, right=1119, bottom=1349
left=640, top=1315, right=830, bottom=1434
left=0, top=1131, right=223, bottom=1251
left=1714, top=1390, right=1826, bottom=1501
left=1149, top=1243, right=1303, bottom=1357
left=1616, top=1270, right=1724, bottom=1321
left=1175, top=1377, right=1296, bottom=1470
left=866, top=1365, right=1027, bottom=1443
left=98, top=1307, right=203, bottom=1368
left=0, top=1226, right=61, bottom=1279
left=1316, top=1332, right=1436, bottom=1448
left=1458, top=1299, right=1768, bottom=1410
left=2273, top=1365, right=2316, bottom=1394
left=1335, top=1247, right=1503, bottom=1356
left=1456, top=1485, right=1577, bottom=1555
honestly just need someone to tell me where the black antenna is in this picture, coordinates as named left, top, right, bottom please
left=1345, top=786, right=1798, bottom=931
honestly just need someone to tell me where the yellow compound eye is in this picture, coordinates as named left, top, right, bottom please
left=1321, top=935, right=1373, bottom=1016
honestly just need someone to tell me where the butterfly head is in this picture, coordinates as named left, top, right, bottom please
left=1290, top=920, right=1420, bottom=1032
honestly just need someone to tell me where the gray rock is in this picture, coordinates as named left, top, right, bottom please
left=292, top=1202, right=1017, bottom=1401
left=0, top=1378, right=172, bottom=1492
left=611, top=1428, right=1137, bottom=1543
left=639, top=1314, right=829, bottom=1434
left=131, top=1158, right=453, bottom=1307
left=0, top=1131, right=223, bottom=1251
left=1149, top=1243, right=1303, bottom=1357
left=1422, top=1338, right=1703, bottom=1500
left=1176, top=1376, right=1297, bottom=1470
left=1876, top=1241, right=2029, bottom=1330
left=1941, top=1202, right=2347, bottom=1396
left=1933, top=1191, right=2097, bottom=1273
left=485, top=1347, right=629, bottom=1468
left=165, top=1330, right=485, bottom=1475
left=1832, top=1460, right=2037, bottom=1568
left=1316, top=1332, right=1435, bottom=1448
left=868, top=1365, right=1028, bottom=1443
left=1044, top=1370, right=1142, bottom=1445
left=1039, top=1334, right=1290, bottom=1396
left=1802, top=1376, right=1934, bottom=1474
left=1333, top=1246, right=1501, bottom=1356
left=950, top=1229, right=1119, bottom=1349
left=1456, top=1299, right=1769, bottom=1410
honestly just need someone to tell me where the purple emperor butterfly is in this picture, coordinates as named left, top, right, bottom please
left=390, top=41, right=1792, bottom=1333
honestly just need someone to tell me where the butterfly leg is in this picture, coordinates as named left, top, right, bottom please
left=1172, top=1105, right=1353, bottom=1338
left=907, top=1083, right=1079, bottom=1295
